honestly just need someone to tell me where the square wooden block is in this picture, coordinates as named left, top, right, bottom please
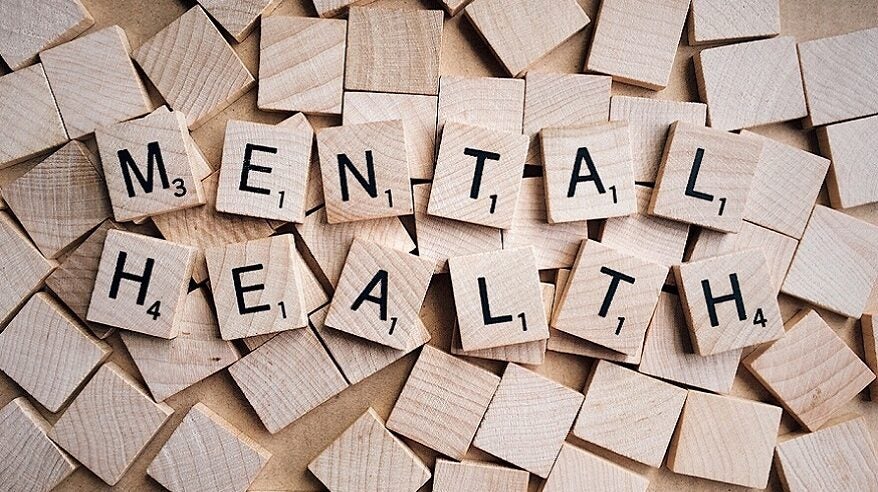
left=464, top=0, right=589, bottom=76
left=437, top=75, right=525, bottom=134
left=744, top=309, right=875, bottom=431
left=198, top=0, right=281, bottom=42
left=0, top=0, right=93, bottom=70
left=258, top=15, right=345, bottom=115
left=781, top=205, right=878, bottom=318
left=345, top=7, right=443, bottom=96
left=541, top=121, right=636, bottom=223
left=864, top=314, right=878, bottom=400
left=688, top=0, right=780, bottom=45
left=0, top=212, right=56, bottom=326
left=428, top=121, right=529, bottom=229
left=48, top=363, right=173, bottom=485
left=649, top=122, right=763, bottom=233
left=473, top=363, right=583, bottom=478
left=0, top=64, right=68, bottom=168
left=432, top=459, right=528, bottom=492
left=543, top=443, right=648, bottom=492
left=818, top=114, right=878, bottom=209
left=87, top=229, right=196, bottom=339
left=316, top=120, right=413, bottom=224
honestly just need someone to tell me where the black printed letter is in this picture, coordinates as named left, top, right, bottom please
left=685, top=148, right=714, bottom=202
left=239, top=143, right=276, bottom=195
left=232, top=264, right=270, bottom=315
left=464, top=148, right=502, bottom=199
left=118, top=141, right=171, bottom=198
left=109, top=251, right=154, bottom=306
left=478, top=277, right=513, bottom=325
left=351, top=270, right=389, bottom=321
left=701, top=273, right=746, bottom=327
left=338, top=151, right=378, bottom=201
left=568, top=147, right=606, bottom=198
left=598, top=267, right=636, bottom=317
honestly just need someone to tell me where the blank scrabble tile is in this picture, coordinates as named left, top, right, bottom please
left=667, top=391, right=781, bottom=489
left=148, top=403, right=271, bottom=492
left=386, top=346, right=500, bottom=459
left=316, top=120, right=413, bottom=224
left=432, top=459, right=528, bottom=492
left=198, top=0, right=281, bottom=42
left=543, top=443, right=648, bottom=492
left=541, top=121, right=636, bottom=223
left=0, top=0, right=93, bottom=70
left=428, top=121, right=529, bottom=229
left=865, top=314, right=878, bottom=400
left=798, top=27, right=878, bottom=127
left=437, top=76, right=525, bottom=134
left=744, top=310, right=875, bottom=431
left=473, top=363, right=583, bottom=478
left=40, top=26, right=150, bottom=139
left=87, top=230, right=196, bottom=339
left=688, top=0, right=780, bottom=45
left=258, top=15, right=345, bottom=115
left=781, top=205, right=878, bottom=318
left=0, top=212, right=55, bottom=326
left=133, top=6, right=255, bottom=129
left=48, top=363, right=174, bottom=486
left=818, top=115, right=878, bottom=209
left=649, top=122, right=763, bottom=233
left=464, top=0, right=589, bottom=77
left=449, top=247, right=549, bottom=351
left=345, top=7, right=443, bottom=96
left=585, top=0, right=689, bottom=90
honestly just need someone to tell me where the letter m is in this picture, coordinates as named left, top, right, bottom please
left=118, top=141, right=171, bottom=198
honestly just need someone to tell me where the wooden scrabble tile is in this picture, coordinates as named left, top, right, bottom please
left=87, top=229, right=196, bottom=339
left=864, top=314, right=878, bottom=400
left=472, top=363, right=583, bottom=478
left=229, top=327, right=348, bottom=433
left=638, top=292, right=741, bottom=394
left=48, top=363, right=173, bottom=485
left=148, top=403, right=271, bottom=492
left=432, top=459, right=528, bottom=492
left=311, top=0, right=375, bottom=18
left=649, top=122, right=763, bottom=233
left=449, top=247, right=549, bottom=351
left=428, top=121, right=529, bottom=229
left=776, top=416, right=878, bottom=491
left=386, top=346, right=500, bottom=459
left=133, top=6, right=255, bottom=129
left=0, top=64, right=68, bottom=168
left=316, top=120, right=413, bottom=223
left=585, top=0, right=689, bottom=90
left=121, top=288, right=240, bottom=402
left=744, top=309, right=875, bottom=431
left=309, top=408, right=431, bottom=492
left=781, top=205, right=878, bottom=318
left=0, top=0, right=93, bottom=70
left=343, top=92, right=438, bottom=180
left=609, top=96, right=707, bottom=183
left=543, top=443, right=648, bottom=492
left=553, top=240, right=667, bottom=356
left=345, top=7, right=443, bottom=96
left=437, top=75, right=525, bottom=134
left=688, top=0, right=780, bottom=45
left=674, top=249, right=783, bottom=356
left=0, top=397, right=78, bottom=491
left=198, top=0, right=281, bottom=42
left=818, top=115, right=878, bottom=209
left=0, top=211, right=55, bottom=326
left=464, top=0, right=589, bottom=77
left=326, top=239, right=433, bottom=350
left=41, top=26, right=150, bottom=139
left=541, top=121, right=636, bottom=223
left=258, top=15, right=345, bottom=115
left=798, top=27, right=878, bottom=127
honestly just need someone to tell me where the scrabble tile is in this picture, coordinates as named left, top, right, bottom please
left=148, top=403, right=271, bottom=492
left=0, top=212, right=55, bottom=326
left=775, top=416, right=878, bottom=491
left=464, top=0, right=590, bottom=76
left=541, top=121, right=636, bottom=223
left=121, top=288, right=240, bottom=402
left=638, top=292, right=741, bottom=394
left=40, top=26, right=150, bottom=139
left=326, top=239, right=433, bottom=350
left=437, top=75, right=525, bottom=134
left=864, top=314, right=878, bottom=400
left=0, top=0, right=93, bottom=70
left=0, top=397, right=77, bottom=491
left=345, top=7, right=443, bottom=96
left=228, top=327, right=348, bottom=433
left=198, top=0, right=281, bottom=42
left=667, top=391, right=781, bottom=489
left=311, top=0, right=375, bottom=18
left=543, top=443, right=649, bottom=492
left=449, top=247, right=549, bottom=351
left=316, top=120, right=413, bottom=223
left=133, top=6, right=255, bottom=129
left=553, top=240, right=667, bottom=356
left=472, top=363, right=584, bottom=478
left=0, top=64, right=68, bottom=168
left=744, top=309, right=875, bottom=431
left=688, top=0, right=780, bottom=45
left=585, top=0, right=689, bottom=90
left=818, top=115, right=878, bottom=209
left=609, top=96, right=707, bottom=183
left=48, top=363, right=174, bottom=485
left=309, top=408, right=431, bottom=492
left=258, top=15, right=345, bottom=115
left=87, top=230, right=196, bottom=339
left=674, top=250, right=783, bottom=356
left=695, top=37, right=807, bottom=131
left=3, top=141, right=112, bottom=258
left=798, top=27, right=878, bottom=127
left=386, top=346, right=500, bottom=459
left=438, top=0, right=475, bottom=16
left=649, top=122, right=763, bottom=233
left=343, top=92, right=438, bottom=180
left=781, top=205, right=878, bottom=318
left=432, top=459, right=528, bottom=492
left=428, top=121, right=529, bottom=229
